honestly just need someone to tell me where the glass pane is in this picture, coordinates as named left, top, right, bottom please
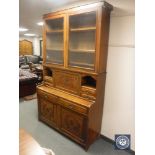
left=69, top=52, right=94, bottom=69
left=45, top=17, right=64, bottom=65
left=46, top=18, right=63, bottom=31
left=69, top=31, right=95, bottom=50
left=68, top=12, right=96, bottom=70
left=46, top=50, right=63, bottom=64
left=70, top=12, right=96, bottom=29
left=46, top=33, right=63, bottom=50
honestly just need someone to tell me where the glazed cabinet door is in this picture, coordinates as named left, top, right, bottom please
left=44, top=15, right=65, bottom=66
left=38, top=92, right=57, bottom=127
left=68, top=11, right=97, bottom=70
left=60, top=107, right=88, bottom=143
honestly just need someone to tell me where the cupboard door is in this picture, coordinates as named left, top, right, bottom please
left=39, top=96, right=57, bottom=127
left=45, top=16, right=65, bottom=65
left=60, top=107, right=87, bottom=142
left=68, top=11, right=96, bottom=70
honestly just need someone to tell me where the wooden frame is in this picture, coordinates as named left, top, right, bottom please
left=40, top=40, right=43, bottom=56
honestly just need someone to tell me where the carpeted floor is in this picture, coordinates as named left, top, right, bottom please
left=19, top=99, right=132, bottom=155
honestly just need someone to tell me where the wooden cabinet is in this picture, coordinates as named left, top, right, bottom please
left=19, top=40, right=33, bottom=55
left=37, top=1, right=113, bottom=150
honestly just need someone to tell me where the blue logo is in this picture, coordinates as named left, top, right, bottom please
left=115, top=134, right=130, bottom=150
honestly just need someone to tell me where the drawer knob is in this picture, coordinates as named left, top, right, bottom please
left=68, top=105, right=74, bottom=109
left=45, top=95, right=48, bottom=98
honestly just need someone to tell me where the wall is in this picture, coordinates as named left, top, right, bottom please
left=101, top=15, right=135, bottom=150
left=19, top=37, right=41, bottom=55
left=32, top=37, right=41, bottom=56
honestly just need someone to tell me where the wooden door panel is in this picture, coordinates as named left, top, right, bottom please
left=60, top=107, right=87, bottom=142
left=39, top=97, right=57, bottom=126
left=54, top=71, right=80, bottom=94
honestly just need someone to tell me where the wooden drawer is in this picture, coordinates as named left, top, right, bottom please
left=54, top=71, right=80, bottom=94
left=37, top=89, right=57, bottom=103
left=59, top=98, right=88, bottom=115
left=81, top=86, right=96, bottom=100
left=81, top=93, right=96, bottom=101
left=81, top=86, right=96, bottom=96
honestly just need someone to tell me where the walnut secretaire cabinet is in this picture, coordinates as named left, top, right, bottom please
left=37, top=1, right=113, bottom=150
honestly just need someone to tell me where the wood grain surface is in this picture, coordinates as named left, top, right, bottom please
left=19, top=129, right=45, bottom=155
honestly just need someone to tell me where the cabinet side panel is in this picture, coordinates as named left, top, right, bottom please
left=99, top=8, right=111, bottom=73
left=87, top=73, right=106, bottom=146
left=43, top=24, right=46, bottom=64
left=95, top=74, right=106, bottom=132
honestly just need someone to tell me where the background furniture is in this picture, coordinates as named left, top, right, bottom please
left=37, top=1, right=113, bottom=150
left=19, top=55, right=43, bottom=69
left=35, top=65, right=43, bottom=83
left=19, top=69, right=38, bottom=97
left=20, top=129, right=46, bottom=155
left=19, top=40, right=33, bottom=55
left=19, top=55, right=43, bottom=97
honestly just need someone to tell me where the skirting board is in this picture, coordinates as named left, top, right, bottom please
left=100, top=134, right=135, bottom=155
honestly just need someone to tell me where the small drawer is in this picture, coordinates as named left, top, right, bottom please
left=37, top=90, right=57, bottom=103
left=81, top=93, right=96, bottom=101
left=59, top=99, right=88, bottom=115
left=81, top=86, right=96, bottom=96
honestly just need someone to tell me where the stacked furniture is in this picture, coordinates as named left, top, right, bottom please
left=20, top=129, right=55, bottom=155
left=37, top=1, right=113, bottom=150
left=19, top=55, right=43, bottom=69
left=19, top=55, right=43, bottom=97
left=19, top=69, right=38, bottom=97
left=19, top=40, right=33, bottom=55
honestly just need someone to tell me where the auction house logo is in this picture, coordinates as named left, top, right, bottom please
left=115, top=134, right=130, bottom=150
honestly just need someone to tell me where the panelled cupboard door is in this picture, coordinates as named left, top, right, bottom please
left=39, top=96, right=57, bottom=127
left=68, top=10, right=97, bottom=70
left=60, top=107, right=87, bottom=143
left=44, top=14, right=66, bottom=66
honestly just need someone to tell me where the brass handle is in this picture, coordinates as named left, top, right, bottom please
left=85, top=91, right=89, bottom=95
left=68, top=105, right=74, bottom=109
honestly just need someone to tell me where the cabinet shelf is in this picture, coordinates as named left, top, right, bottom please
left=70, top=27, right=96, bottom=32
left=46, top=48, right=63, bottom=51
left=70, top=61, right=94, bottom=68
left=69, top=49, right=95, bottom=53
left=47, top=60, right=63, bottom=64
left=46, top=30, right=63, bottom=33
